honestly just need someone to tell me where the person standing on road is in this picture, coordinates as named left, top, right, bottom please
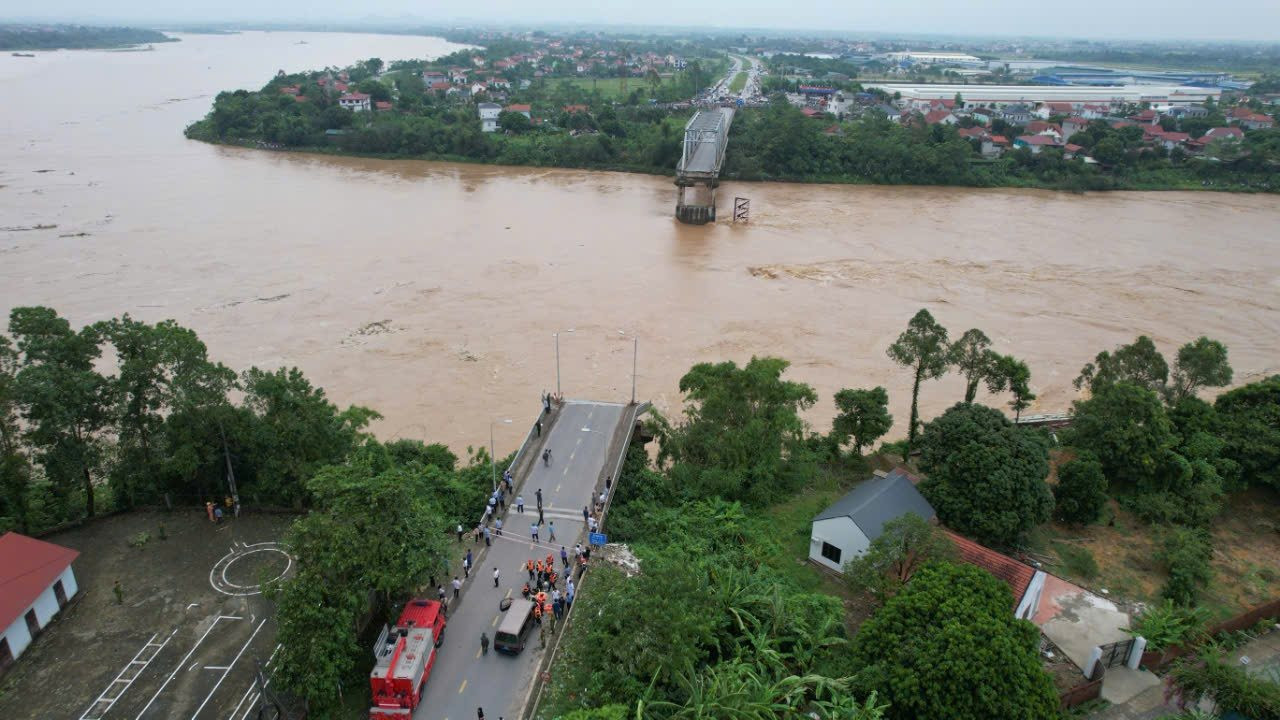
left=494, top=518, right=503, bottom=536
left=582, top=505, right=589, bottom=524
left=463, top=552, right=471, bottom=578
left=493, top=567, right=500, bottom=587
left=516, top=495, right=524, bottom=513
left=483, top=525, right=491, bottom=547
left=536, top=488, right=543, bottom=509
left=480, top=633, right=489, bottom=655
left=560, top=546, right=569, bottom=568
left=548, top=521, right=556, bottom=542
left=478, top=708, right=485, bottom=720
left=452, top=576, right=461, bottom=599
left=531, top=522, right=539, bottom=543
left=538, top=506, right=544, bottom=526
left=457, top=523, right=464, bottom=542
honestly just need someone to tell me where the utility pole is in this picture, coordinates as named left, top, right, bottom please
left=632, top=334, right=638, bottom=405
left=218, top=421, right=239, bottom=511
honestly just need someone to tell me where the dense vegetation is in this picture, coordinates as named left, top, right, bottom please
left=0, top=307, right=492, bottom=537
left=0, top=24, right=175, bottom=50
left=185, top=56, right=1280, bottom=193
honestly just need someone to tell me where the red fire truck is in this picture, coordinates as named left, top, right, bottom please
left=369, top=599, right=446, bottom=718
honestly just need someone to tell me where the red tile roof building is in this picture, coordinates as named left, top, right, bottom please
left=944, top=530, right=1034, bottom=609
left=1, top=533, right=79, bottom=664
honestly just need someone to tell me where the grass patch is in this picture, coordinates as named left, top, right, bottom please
left=728, top=71, right=748, bottom=94
left=1052, top=541, right=1099, bottom=579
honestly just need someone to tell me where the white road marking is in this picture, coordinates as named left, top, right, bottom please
left=79, top=629, right=175, bottom=720
left=190, top=617, right=267, bottom=720
left=135, top=617, right=233, bottom=719
left=228, top=643, right=280, bottom=720
left=203, top=666, right=230, bottom=671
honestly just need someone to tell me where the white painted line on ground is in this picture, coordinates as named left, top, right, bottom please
left=204, top=666, right=230, bottom=671
left=228, top=643, right=280, bottom=720
left=135, top=617, right=231, bottom=720
left=190, top=617, right=267, bottom=720
left=80, top=630, right=173, bottom=720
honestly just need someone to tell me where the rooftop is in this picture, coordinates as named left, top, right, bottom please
left=944, top=530, right=1034, bottom=608
left=0, top=532, right=79, bottom=631
left=813, top=469, right=935, bottom=542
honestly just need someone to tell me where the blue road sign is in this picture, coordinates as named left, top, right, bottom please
left=589, top=532, right=607, bottom=546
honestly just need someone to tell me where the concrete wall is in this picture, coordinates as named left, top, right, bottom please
left=1, top=565, right=77, bottom=661
left=809, top=517, right=869, bottom=573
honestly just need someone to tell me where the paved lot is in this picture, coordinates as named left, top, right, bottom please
left=415, top=401, right=626, bottom=720
left=0, top=511, right=294, bottom=720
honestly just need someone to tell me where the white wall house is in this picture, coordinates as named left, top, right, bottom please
left=809, top=469, right=936, bottom=573
left=477, top=102, right=502, bottom=133
left=338, top=92, right=371, bottom=112
left=1, top=533, right=79, bottom=670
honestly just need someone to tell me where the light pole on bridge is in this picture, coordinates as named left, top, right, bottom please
left=490, top=418, right=512, bottom=492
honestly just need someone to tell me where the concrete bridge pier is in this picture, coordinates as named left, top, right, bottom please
left=675, top=178, right=718, bottom=225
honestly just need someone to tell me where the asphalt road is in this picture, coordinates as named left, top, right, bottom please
left=414, top=401, right=626, bottom=720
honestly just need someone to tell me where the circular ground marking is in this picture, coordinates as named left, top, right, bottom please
left=210, top=541, right=293, bottom=596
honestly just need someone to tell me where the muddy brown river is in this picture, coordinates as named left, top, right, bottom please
left=3, top=32, right=1278, bottom=452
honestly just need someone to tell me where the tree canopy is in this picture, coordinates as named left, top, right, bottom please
left=886, top=309, right=950, bottom=457
left=1052, top=451, right=1109, bottom=525
left=655, top=357, right=817, bottom=505
left=918, top=402, right=1053, bottom=546
left=1214, top=375, right=1280, bottom=491
left=831, top=386, right=893, bottom=457
left=850, top=562, right=1060, bottom=720
left=843, top=513, right=954, bottom=603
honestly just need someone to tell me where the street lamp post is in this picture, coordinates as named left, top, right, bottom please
left=490, top=418, right=512, bottom=491
left=618, top=330, right=638, bottom=405
left=553, top=328, right=574, bottom=398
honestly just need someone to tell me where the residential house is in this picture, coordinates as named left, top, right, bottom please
left=470, top=82, right=488, bottom=97
left=1000, top=103, right=1033, bottom=124
left=1080, top=103, right=1111, bottom=119
left=808, top=469, right=936, bottom=573
left=1156, top=132, right=1191, bottom=150
left=1129, top=108, right=1159, bottom=125
left=1062, top=115, right=1089, bottom=140
left=562, top=104, right=590, bottom=114
left=1063, top=143, right=1086, bottom=159
left=924, top=109, right=958, bottom=125
left=1189, top=126, right=1244, bottom=152
left=1014, top=134, right=1062, bottom=154
left=957, top=126, right=989, bottom=141
left=505, top=104, right=532, bottom=119
left=422, top=71, right=447, bottom=86
left=487, top=77, right=511, bottom=90
left=982, top=135, right=1010, bottom=157
left=800, top=106, right=824, bottom=118
left=374, top=101, right=392, bottom=111
left=869, top=103, right=902, bottom=123
left=428, top=81, right=453, bottom=94
left=970, top=107, right=995, bottom=125
left=477, top=102, right=502, bottom=132
left=1230, top=108, right=1274, bottom=130
left=1044, top=101, right=1076, bottom=116
left=1026, top=121, right=1063, bottom=140
left=337, top=92, right=371, bottom=112
left=1, top=532, right=79, bottom=668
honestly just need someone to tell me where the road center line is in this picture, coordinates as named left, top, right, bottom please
left=458, top=680, right=468, bottom=694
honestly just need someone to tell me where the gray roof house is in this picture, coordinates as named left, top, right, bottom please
left=809, top=468, right=936, bottom=572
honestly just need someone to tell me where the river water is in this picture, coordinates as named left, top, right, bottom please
left=3, top=31, right=1278, bottom=452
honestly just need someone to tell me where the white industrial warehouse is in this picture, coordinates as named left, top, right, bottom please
left=865, top=83, right=1221, bottom=107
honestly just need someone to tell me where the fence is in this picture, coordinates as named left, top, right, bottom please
left=1059, top=663, right=1105, bottom=709
left=1141, top=597, right=1280, bottom=672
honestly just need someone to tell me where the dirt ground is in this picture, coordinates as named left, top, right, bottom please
left=0, top=510, right=296, bottom=720
left=1033, top=487, right=1280, bottom=619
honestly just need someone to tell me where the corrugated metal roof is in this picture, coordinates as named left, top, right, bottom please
left=813, top=469, right=936, bottom=541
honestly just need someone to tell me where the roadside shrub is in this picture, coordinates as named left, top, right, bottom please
left=1053, top=451, right=1108, bottom=525
left=1160, top=528, right=1214, bottom=606
left=1167, top=649, right=1280, bottom=719
left=1125, top=599, right=1210, bottom=652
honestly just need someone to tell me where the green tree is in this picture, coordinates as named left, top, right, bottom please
left=1074, top=335, right=1169, bottom=396
left=498, top=110, right=531, bottom=134
left=990, top=354, right=1036, bottom=421
left=1053, top=451, right=1109, bottom=525
left=1167, top=337, right=1232, bottom=403
left=96, top=316, right=235, bottom=507
left=886, top=309, right=950, bottom=457
left=1070, top=382, right=1176, bottom=490
left=918, top=403, right=1052, bottom=546
left=239, top=367, right=379, bottom=505
left=8, top=307, right=110, bottom=517
left=655, top=357, right=817, bottom=504
left=1215, top=376, right=1280, bottom=490
left=831, top=386, right=893, bottom=456
left=949, top=328, right=997, bottom=404
left=850, top=562, right=1060, bottom=720
left=0, top=336, right=32, bottom=532
left=843, top=513, right=954, bottom=603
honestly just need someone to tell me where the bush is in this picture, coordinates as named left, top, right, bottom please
left=1053, top=452, right=1108, bottom=525
left=1160, top=528, right=1214, bottom=606
left=1125, top=599, right=1210, bottom=652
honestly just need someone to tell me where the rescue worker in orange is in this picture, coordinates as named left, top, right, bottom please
left=533, top=602, right=542, bottom=624
left=521, top=583, right=531, bottom=600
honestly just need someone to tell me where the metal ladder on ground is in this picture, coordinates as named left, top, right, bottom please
left=79, top=630, right=173, bottom=720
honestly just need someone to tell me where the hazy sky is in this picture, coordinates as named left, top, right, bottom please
left=11, top=0, right=1280, bottom=42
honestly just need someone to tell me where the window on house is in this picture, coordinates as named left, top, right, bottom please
left=24, top=609, right=39, bottom=638
left=820, top=542, right=842, bottom=565
left=54, top=580, right=67, bottom=608
left=0, top=637, right=12, bottom=671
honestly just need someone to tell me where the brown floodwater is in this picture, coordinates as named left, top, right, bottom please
left=3, top=32, right=1279, bottom=454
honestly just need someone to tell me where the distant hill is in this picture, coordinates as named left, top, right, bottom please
left=0, top=24, right=177, bottom=50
